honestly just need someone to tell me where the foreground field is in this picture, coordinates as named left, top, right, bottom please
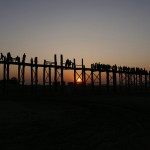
left=0, top=94, right=150, bottom=150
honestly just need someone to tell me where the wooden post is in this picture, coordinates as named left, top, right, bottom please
left=31, top=58, right=33, bottom=91
left=60, top=54, right=64, bottom=92
left=82, top=59, right=84, bottom=86
left=43, top=60, right=46, bottom=93
left=43, top=60, right=52, bottom=92
left=3, top=57, right=6, bottom=93
left=18, top=58, right=21, bottom=85
left=20, top=53, right=26, bottom=93
left=17, top=57, right=21, bottom=92
left=3, top=57, right=6, bottom=81
left=54, top=54, right=57, bottom=91
left=73, top=59, right=76, bottom=88
left=35, top=57, right=38, bottom=93
left=43, top=60, right=46, bottom=88
left=82, top=58, right=86, bottom=87
left=91, top=65, right=94, bottom=91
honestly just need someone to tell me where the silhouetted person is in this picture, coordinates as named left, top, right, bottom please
left=97, top=63, right=101, bottom=70
left=91, top=63, right=94, bottom=69
left=7, top=52, right=12, bottom=62
left=72, top=62, right=74, bottom=68
left=131, top=67, right=135, bottom=73
left=68, top=60, right=72, bottom=67
left=34, top=57, right=38, bottom=64
left=44, top=59, right=46, bottom=65
left=15, top=56, right=20, bottom=62
left=112, top=64, right=117, bottom=71
left=118, top=66, right=122, bottom=72
left=65, top=59, right=69, bottom=68
left=22, top=53, right=26, bottom=63
left=0, top=53, right=4, bottom=60
left=31, top=58, right=33, bottom=64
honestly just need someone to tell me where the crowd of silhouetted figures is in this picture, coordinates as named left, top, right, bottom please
left=0, top=52, right=26, bottom=63
left=0, top=52, right=149, bottom=75
left=91, top=63, right=149, bottom=74
left=0, top=52, right=38, bottom=64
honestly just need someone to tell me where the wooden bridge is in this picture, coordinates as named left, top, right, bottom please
left=0, top=52, right=150, bottom=94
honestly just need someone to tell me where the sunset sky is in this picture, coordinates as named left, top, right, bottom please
left=0, top=0, right=150, bottom=83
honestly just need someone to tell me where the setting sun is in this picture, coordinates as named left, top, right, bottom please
left=77, top=78, right=81, bottom=82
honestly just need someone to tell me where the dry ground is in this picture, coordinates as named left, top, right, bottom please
left=0, top=94, right=150, bottom=150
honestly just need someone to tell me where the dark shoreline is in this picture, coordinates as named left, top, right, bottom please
left=0, top=92, right=150, bottom=149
